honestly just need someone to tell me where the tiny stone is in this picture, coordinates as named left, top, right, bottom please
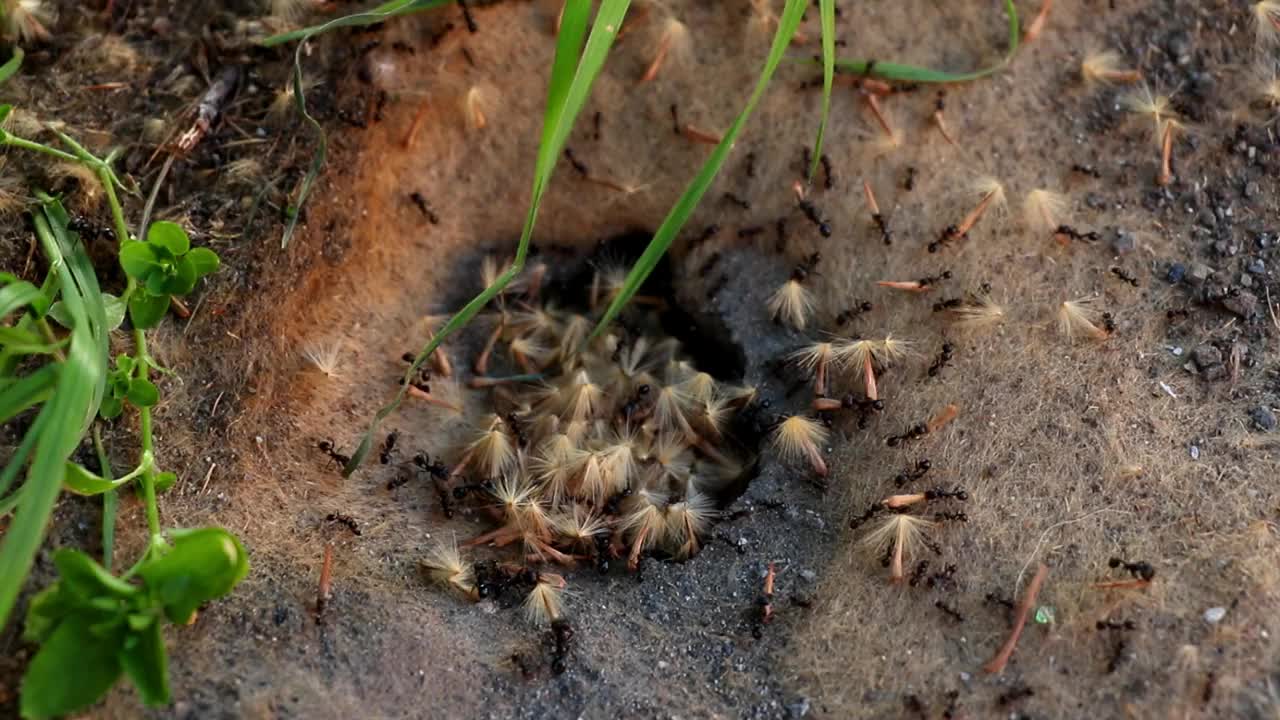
left=786, top=698, right=811, bottom=719
left=1191, top=344, right=1222, bottom=369
left=1189, top=445, right=1200, bottom=460
left=1186, top=263, right=1213, bottom=285
left=1201, top=364, right=1228, bottom=381
left=1111, top=229, right=1136, bottom=255
left=1222, top=289, right=1258, bottom=318
left=1249, top=405, right=1277, bottom=432
left=1170, top=346, right=1184, bottom=356
left=1085, top=192, right=1107, bottom=210
left=1245, top=181, right=1261, bottom=199
left=1166, top=262, right=1186, bottom=284
left=1240, top=274, right=1253, bottom=288
left=1246, top=258, right=1266, bottom=275
left=657, top=661, right=669, bottom=670
left=1203, top=607, right=1227, bottom=624
left=799, top=569, right=817, bottom=583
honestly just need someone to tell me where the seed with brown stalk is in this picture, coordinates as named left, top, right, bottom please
left=770, top=415, right=829, bottom=477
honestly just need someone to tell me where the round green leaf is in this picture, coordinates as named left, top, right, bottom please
left=165, top=255, right=198, bottom=297
left=20, top=615, right=125, bottom=720
left=186, top=247, right=220, bottom=277
left=98, top=395, right=123, bottom=420
left=64, top=461, right=128, bottom=495
left=126, top=378, right=159, bottom=408
left=116, top=354, right=134, bottom=373
left=120, top=621, right=170, bottom=707
left=145, top=269, right=170, bottom=296
left=153, top=471, right=177, bottom=493
left=147, top=221, right=190, bottom=255
left=52, top=548, right=138, bottom=600
left=119, top=242, right=160, bottom=280
left=128, top=291, right=168, bottom=329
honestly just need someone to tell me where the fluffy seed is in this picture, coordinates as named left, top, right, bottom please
left=768, top=279, right=815, bottom=330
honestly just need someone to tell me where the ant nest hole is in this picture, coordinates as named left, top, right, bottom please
left=413, top=233, right=767, bottom=669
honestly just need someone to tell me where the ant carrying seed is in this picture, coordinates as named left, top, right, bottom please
left=932, top=90, right=957, bottom=145
left=317, top=440, right=351, bottom=468
left=698, top=252, right=722, bottom=278
left=409, top=192, right=440, bottom=224
left=380, top=430, right=399, bottom=464
left=848, top=502, right=883, bottom=530
left=1110, top=266, right=1139, bottom=287
left=324, top=513, right=362, bottom=536
left=793, top=182, right=832, bottom=237
left=723, top=192, right=752, bottom=210
left=737, top=226, right=765, bottom=239
left=909, top=559, right=930, bottom=586
left=928, top=342, right=955, bottom=377
left=935, top=599, right=964, bottom=622
left=564, top=148, right=589, bottom=177
left=894, top=459, right=931, bottom=487
left=930, top=180, right=1005, bottom=252
left=1109, top=556, right=1156, bottom=581
left=997, top=685, right=1035, bottom=705
left=886, top=423, right=929, bottom=447
left=878, top=270, right=952, bottom=293
left=835, top=301, right=874, bottom=326
left=862, top=181, right=892, bottom=245
left=1071, top=163, right=1102, bottom=178
left=751, top=563, right=777, bottom=639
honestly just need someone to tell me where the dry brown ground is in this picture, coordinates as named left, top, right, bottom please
left=2, top=0, right=1279, bottom=718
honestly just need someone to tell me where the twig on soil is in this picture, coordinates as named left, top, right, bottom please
left=983, top=563, right=1048, bottom=674
left=316, top=542, right=334, bottom=625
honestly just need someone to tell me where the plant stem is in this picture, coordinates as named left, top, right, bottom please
left=132, top=328, right=161, bottom=542
left=34, top=317, right=66, bottom=362
left=1, top=135, right=80, bottom=163
left=92, top=425, right=118, bottom=571
left=98, top=163, right=132, bottom=245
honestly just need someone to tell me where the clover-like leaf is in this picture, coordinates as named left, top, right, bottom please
left=53, top=549, right=139, bottom=601
left=139, top=528, right=249, bottom=624
left=147, top=221, right=190, bottom=256
left=20, top=614, right=125, bottom=720
left=153, top=471, right=178, bottom=493
left=126, top=378, right=159, bottom=408
left=165, top=255, right=198, bottom=297
left=119, top=242, right=160, bottom=280
left=99, top=394, right=123, bottom=419
left=128, top=291, right=168, bottom=330
left=186, top=247, right=220, bottom=277
left=145, top=269, right=170, bottom=297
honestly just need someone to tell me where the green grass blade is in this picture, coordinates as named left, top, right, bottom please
left=268, top=0, right=453, bottom=246
left=344, top=0, right=631, bottom=475
left=0, top=279, right=42, bottom=319
left=830, top=0, right=1019, bottom=83
left=0, top=366, right=58, bottom=424
left=93, top=425, right=116, bottom=571
left=808, top=0, right=836, bottom=183
left=0, top=207, right=105, bottom=628
left=590, top=0, right=807, bottom=339
left=0, top=403, right=48, bottom=502
left=261, top=0, right=453, bottom=47
left=0, top=47, right=22, bottom=86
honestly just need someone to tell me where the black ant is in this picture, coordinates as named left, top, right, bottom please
left=1110, top=266, right=1139, bottom=287
left=379, top=430, right=399, bottom=464
left=774, top=218, right=789, bottom=253
left=452, top=480, right=490, bottom=500
left=457, top=0, right=478, bottom=32
left=924, top=487, right=968, bottom=502
left=932, top=510, right=968, bottom=523
left=745, top=152, right=757, bottom=178
left=564, top=148, right=589, bottom=177
left=317, top=440, right=350, bottom=468
left=1055, top=224, right=1100, bottom=242
left=909, top=560, right=930, bottom=587
left=1109, top=556, right=1156, bottom=581
left=886, top=422, right=929, bottom=447
left=997, top=685, right=1035, bottom=705
left=706, top=275, right=729, bottom=300
left=549, top=618, right=574, bottom=675
left=751, top=563, right=776, bottom=639
left=68, top=215, right=109, bottom=241
left=928, top=342, right=954, bottom=377
left=620, top=384, right=652, bottom=422
left=835, top=301, right=874, bottom=326
left=510, top=652, right=536, bottom=678
left=848, top=502, right=883, bottom=529
left=985, top=592, right=1015, bottom=611
left=942, top=690, right=960, bottom=720
left=903, top=166, right=917, bottom=191
left=819, top=154, right=834, bottom=190
left=690, top=224, right=720, bottom=250
left=400, top=351, right=432, bottom=391
left=792, top=251, right=822, bottom=282
left=1166, top=307, right=1190, bottom=322
left=797, top=198, right=832, bottom=237
left=1102, top=311, right=1116, bottom=334
left=408, top=192, right=440, bottom=224
left=504, top=411, right=529, bottom=448
left=324, top=513, right=362, bottom=536
left=737, top=226, right=765, bottom=239
left=669, top=104, right=680, bottom=135
left=934, top=599, right=964, bottom=623
left=722, top=192, right=752, bottom=210
left=926, top=563, right=958, bottom=590
left=698, top=252, right=722, bottom=278
left=1106, top=637, right=1130, bottom=674
left=932, top=297, right=964, bottom=312
left=929, top=225, right=962, bottom=253
left=903, top=694, right=927, bottom=719
left=1071, top=163, right=1102, bottom=178
left=592, top=111, right=602, bottom=141
left=1096, top=618, right=1137, bottom=631
left=871, top=208, right=892, bottom=246
left=893, top=458, right=931, bottom=487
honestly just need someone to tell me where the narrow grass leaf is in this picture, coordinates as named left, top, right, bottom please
left=261, top=0, right=453, bottom=47
left=590, top=0, right=807, bottom=339
left=0, top=48, right=23, bottom=86
left=808, top=0, right=836, bottom=183
left=345, top=0, right=631, bottom=475
left=830, top=0, right=1019, bottom=83
left=0, top=280, right=41, bottom=319
left=0, top=365, right=57, bottom=424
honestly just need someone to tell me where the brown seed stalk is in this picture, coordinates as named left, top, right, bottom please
left=983, top=563, right=1049, bottom=674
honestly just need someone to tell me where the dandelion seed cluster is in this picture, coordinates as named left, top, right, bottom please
left=422, top=263, right=758, bottom=624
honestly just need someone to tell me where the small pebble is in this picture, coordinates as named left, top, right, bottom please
left=1250, top=405, right=1277, bottom=432
left=1166, top=262, right=1186, bottom=284
left=1189, top=444, right=1200, bottom=460
left=1203, top=607, right=1227, bottom=624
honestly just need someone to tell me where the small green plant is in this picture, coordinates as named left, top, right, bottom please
left=0, top=56, right=248, bottom=716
